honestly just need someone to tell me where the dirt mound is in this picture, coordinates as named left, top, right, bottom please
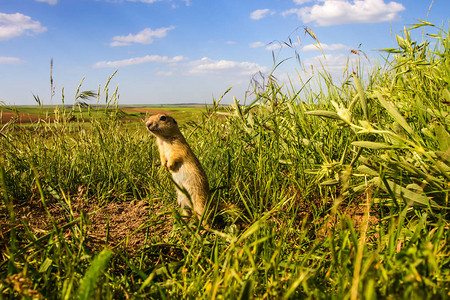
left=86, top=199, right=172, bottom=250
left=0, top=193, right=173, bottom=253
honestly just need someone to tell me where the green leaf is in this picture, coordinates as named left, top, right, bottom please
left=320, top=179, right=339, bottom=186
left=352, top=74, right=369, bottom=120
left=238, top=280, right=254, bottom=300
left=441, top=88, right=450, bottom=103
left=372, top=177, right=444, bottom=208
left=305, top=110, right=341, bottom=120
left=373, top=91, right=414, bottom=136
left=39, top=257, right=53, bottom=273
left=351, top=141, right=393, bottom=149
left=379, top=48, right=402, bottom=54
left=356, top=165, right=378, bottom=176
left=408, top=20, right=435, bottom=30
left=396, top=34, right=408, bottom=50
left=233, top=97, right=244, bottom=121
left=77, top=248, right=112, bottom=300
left=434, top=123, right=450, bottom=152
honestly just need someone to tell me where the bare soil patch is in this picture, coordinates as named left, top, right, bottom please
left=87, top=199, right=172, bottom=250
left=0, top=193, right=173, bottom=254
left=290, top=189, right=381, bottom=243
left=0, top=112, right=53, bottom=124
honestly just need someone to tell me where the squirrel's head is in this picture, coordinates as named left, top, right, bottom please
left=146, top=113, right=179, bottom=138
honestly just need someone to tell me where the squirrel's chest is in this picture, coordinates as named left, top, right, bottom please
left=159, top=141, right=173, bottom=156
left=158, top=140, right=186, bottom=172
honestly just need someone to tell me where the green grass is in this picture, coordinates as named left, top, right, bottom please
left=1, top=22, right=449, bottom=299
left=0, top=104, right=205, bottom=121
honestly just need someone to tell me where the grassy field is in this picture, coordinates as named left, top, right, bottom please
left=0, top=104, right=205, bottom=123
left=1, top=23, right=449, bottom=299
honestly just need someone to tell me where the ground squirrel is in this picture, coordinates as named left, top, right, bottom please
left=146, top=113, right=210, bottom=222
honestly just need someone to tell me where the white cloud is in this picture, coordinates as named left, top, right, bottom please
left=265, top=43, right=284, bottom=51
left=35, top=0, right=58, bottom=4
left=226, top=41, right=236, bottom=45
left=304, top=53, right=366, bottom=74
left=302, top=43, right=350, bottom=52
left=0, top=57, right=23, bottom=64
left=187, top=57, right=268, bottom=76
left=93, top=55, right=186, bottom=68
left=281, top=8, right=300, bottom=18
left=0, top=13, right=47, bottom=41
left=94, top=55, right=267, bottom=79
left=110, top=26, right=175, bottom=46
left=283, top=0, right=405, bottom=26
left=249, top=41, right=265, bottom=48
left=263, top=42, right=349, bottom=53
left=250, top=9, right=274, bottom=20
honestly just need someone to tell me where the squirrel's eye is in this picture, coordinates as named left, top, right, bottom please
left=160, top=116, right=167, bottom=121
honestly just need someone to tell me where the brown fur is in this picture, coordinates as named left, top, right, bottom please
left=146, top=113, right=210, bottom=222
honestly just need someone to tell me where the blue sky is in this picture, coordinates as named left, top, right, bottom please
left=0, top=0, right=448, bottom=105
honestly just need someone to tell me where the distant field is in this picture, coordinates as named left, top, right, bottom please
left=0, top=104, right=209, bottom=124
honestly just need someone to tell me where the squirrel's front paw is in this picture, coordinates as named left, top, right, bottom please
left=167, top=161, right=176, bottom=171
left=167, top=159, right=181, bottom=171
left=162, top=160, right=168, bottom=169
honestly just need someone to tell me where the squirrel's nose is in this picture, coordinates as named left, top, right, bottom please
left=146, top=121, right=153, bottom=130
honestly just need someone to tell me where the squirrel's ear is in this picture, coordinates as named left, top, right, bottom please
left=173, top=118, right=177, bottom=125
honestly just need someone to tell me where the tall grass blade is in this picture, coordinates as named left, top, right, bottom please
left=372, top=177, right=443, bottom=208
left=305, top=110, right=341, bottom=120
left=76, top=248, right=112, bottom=300
left=352, top=73, right=369, bottom=120
left=0, top=164, right=17, bottom=273
left=373, top=91, right=414, bottom=136
left=351, top=141, right=394, bottom=149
